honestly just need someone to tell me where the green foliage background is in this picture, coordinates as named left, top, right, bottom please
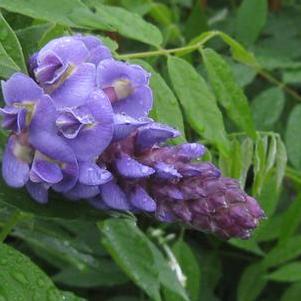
left=0, top=0, right=300, bottom=300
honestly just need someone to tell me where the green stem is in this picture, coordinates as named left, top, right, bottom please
left=117, top=32, right=301, bottom=103
left=116, top=44, right=200, bottom=60
left=0, top=211, right=22, bottom=242
left=285, top=166, right=301, bottom=184
left=258, top=69, right=301, bottom=102
left=116, top=31, right=218, bottom=60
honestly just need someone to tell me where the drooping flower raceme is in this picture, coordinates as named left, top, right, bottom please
left=0, top=34, right=264, bottom=239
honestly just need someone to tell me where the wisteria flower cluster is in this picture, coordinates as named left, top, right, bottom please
left=0, top=35, right=264, bottom=239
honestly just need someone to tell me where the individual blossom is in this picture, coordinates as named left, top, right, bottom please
left=97, top=59, right=153, bottom=118
left=0, top=73, right=47, bottom=134
left=29, top=35, right=111, bottom=108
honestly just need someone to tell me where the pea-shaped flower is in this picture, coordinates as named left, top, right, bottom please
left=97, top=59, right=153, bottom=118
left=30, top=35, right=111, bottom=108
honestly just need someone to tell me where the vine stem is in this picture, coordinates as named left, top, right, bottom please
left=0, top=211, right=22, bottom=242
left=116, top=44, right=199, bottom=59
left=117, top=33, right=301, bottom=103
left=258, top=69, right=301, bottom=102
left=116, top=31, right=218, bottom=60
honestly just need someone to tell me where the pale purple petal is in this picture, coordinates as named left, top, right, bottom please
left=65, top=183, right=100, bottom=200
left=115, top=153, right=154, bottom=178
left=176, top=143, right=206, bottom=161
left=79, top=162, right=112, bottom=185
left=88, top=45, right=112, bottom=65
left=100, top=181, right=131, bottom=210
left=61, top=90, right=114, bottom=161
left=112, top=114, right=150, bottom=141
left=26, top=181, right=49, bottom=204
left=28, top=52, right=38, bottom=75
left=74, top=34, right=112, bottom=64
left=29, top=152, right=63, bottom=184
left=50, top=63, right=96, bottom=108
left=130, top=186, right=156, bottom=212
left=56, top=110, right=85, bottom=139
left=29, top=96, right=79, bottom=191
left=35, top=51, right=68, bottom=85
left=2, top=136, right=29, bottom=188
left=97, top=59, right=150, bottom=87
left=1, top=73, right=43, bottom=105
left=156, top=204, right=175, bottom=222
left=0, top=107, right=27, bottom=133
left=38, top=36, right=89, bottom=65
left=177, top=162, right=221, bottom=178
left=154, top=162, right=182, bottom=180
left=112, top=85, right=153, bottom=118
left=136, top=123, right=180, bottom=151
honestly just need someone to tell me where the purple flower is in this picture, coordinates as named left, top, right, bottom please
left=2, top=134, right=32, bottom=188
left=97, top=59, right=153, bottom=118
left=93, top=124, right=265, bottom=239
left=0, top=73, right=45, bottom=133
left=0, top=34, right=265, bottom=240
left=30, top=35, right=111, bottom=108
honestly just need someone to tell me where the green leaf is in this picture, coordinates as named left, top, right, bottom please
left=90, top=3, right=163, bottom=46
left=263, top=236, right=301, bottom=268
left=99, top=218, right=188, bottom=301
left=14, top=223, right=127, bottom=289
left=184, top=0, right=208, bottom=41
left=99, top=218, right=160, bottom=301
left=240, top=137, right=254, bottom=188
left=0, top=179, right=103, bottom=220
left=279, top=194, right=301, bottom=243
left=275, top=136, right=287, bottom=190
left=235, top=0, right=267, bottom=46
left=0, top=46, right=19, bottom=78
left=230, top=139, right=243, bottom=179
left=230, top=60, right=256, bottom=87
left=171, top=240, right=201, bottom=301
left=228, top=239, right=264, bottom=256
left=0, top=0, right=110, bottom=30
left=266, top=135, right=278, bottom=172
left=237, top=262, right=267, bottom=301
left=218, top=32, right=259, bottom=67
left=257, top=173, right=279, bottom=216
left=218, top=138, right=243, bottom=180
left=131, top=59, right=185, bottom=142
left=255, top=214, right=282, bottom=242
left=283, top=68, right=301, bottom=84
left=16, top=23, right=52, bottom=59
left=167, top=55, right=230, bottom=155
left=53, top=265, right=128, bottom=288
left=281, top=282, right=301, bottom=301
left=38, top=23, right=67, bottom=48
left=252, top=87, right=285, bottom=130
left=0, top=12, right=26, bottom=73
left=267, top=262, right=301, bottom=282
left=202, top=48, right=256, bottom=139
left=198, top=251, right=221, bottom=301
left=285, top=105, right=301, bottom=169
left=252, top=134, right=268, bottom=196
left=0, top=242, right=84, bottom=300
